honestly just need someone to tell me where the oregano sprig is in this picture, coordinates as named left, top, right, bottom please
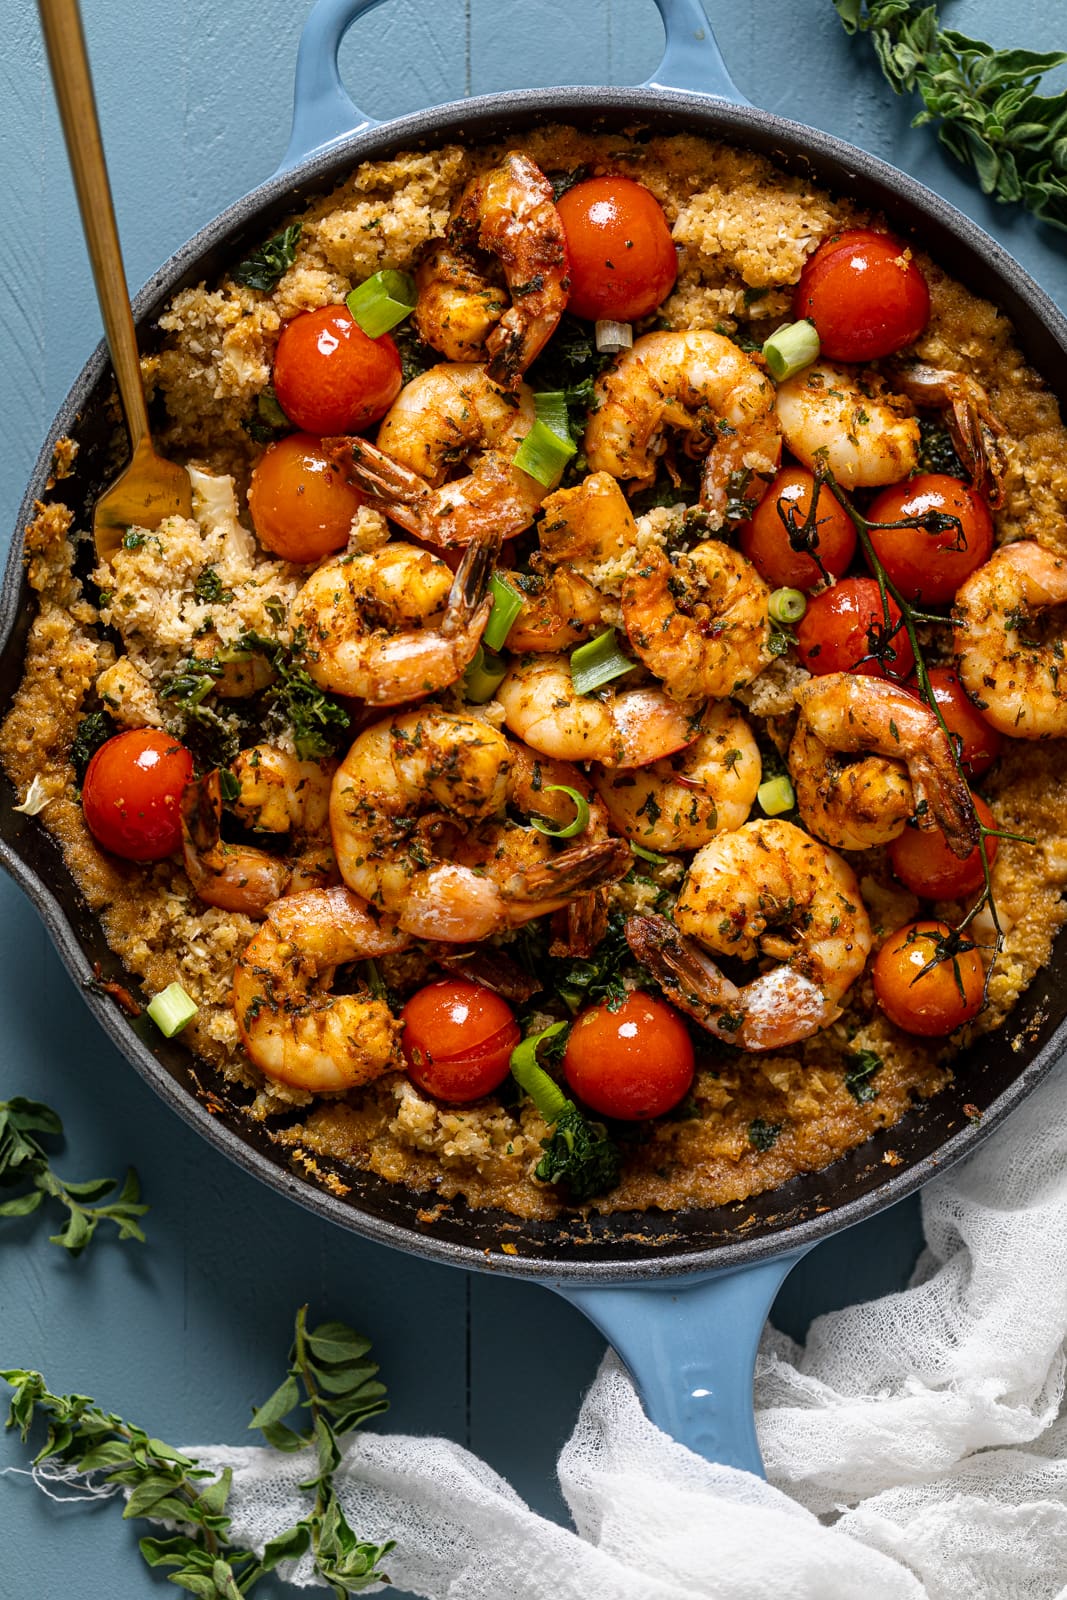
left=0, top=1097, right=147, bottom=1255
left=2, top=1306, right=393, bottom=1598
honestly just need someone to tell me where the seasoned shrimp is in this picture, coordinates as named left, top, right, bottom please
left=497, top=653, right=704, bottom=767
left=291, top=538, right=493, bottom=705
left=592, top=700, right=761, bottom=849
left=621, top=541, right=771, bottom=701
left=776, top=362, right=920, bottom=489
left=892, top=361, right=1007, bottom=509
left=329, top=710, right=631, bottom=940
left=414, top=152, right=569, bottom=388
left=790, top=673, right=978, bottom=855
left=324, top=365, right=547, bottom=547
left=954, top=541, right=1067, bottom=737
left=181, top=754, right=337, bottom=917
left=502, top=566, right=605, bottom=652
left=233, top=885, right=408, bottom=1092
left=583, top=330, right=781, bottom=526
left=536, top=471, right=640, bottom=580
left=626, top=819, right=873, bottom=1050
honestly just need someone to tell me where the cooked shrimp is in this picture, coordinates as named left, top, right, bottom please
left=892, top=361, right=1007, bottom=509
left=181, top=756, right=337, bottom=918
left=497, top=653, right=704, bottom=767
left=621, top=540, right=771, bottom=701
left=291, top=538, right=493, bottom=705
left=626, top=819, right=872, bottom=1050
left=536, top=471, right=640, bottom=580
left=954, top=541, right=1067, bottom=737
left=776, top=362, right=920, bottom=489
left=592, top=700, right=761, bottom=849
left=324, top=365, right=548, bottom=547
left=583, top=330, right=781, bottom=526
left=414, top=152, right=568, bottom=388
left=233, top=885, right=408, bottom=1092
left=502, top=566, right=605, bottom=652
left=329, top=710, right=631, bottom=940
left=790, top=673, right=978, bottom=856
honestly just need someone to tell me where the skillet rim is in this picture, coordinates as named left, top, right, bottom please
left=3, top=82, right=1066, bottom=1284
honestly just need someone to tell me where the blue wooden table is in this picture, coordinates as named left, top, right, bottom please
left=1, top=3, right=1064, bottom=1595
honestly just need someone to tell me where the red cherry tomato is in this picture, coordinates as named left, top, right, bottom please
left=795, top=576, right=915, bottom=679
left=556, top=176, right=677, bottom=322
left=563, top=992, right=694, bottom=1121
left=272, top=306, right=402, bottom=435
left=889, top=792, right=997, bottom=900
left=247, top=433, right=365, bottom=562
left=794, top=228, right=930, bottom=362
left=872, top=920, right=985, bottom=1036
left=737, top=466, right=856, bottom=591
left=866, top=475, right=993, bottom=604
left=904, top=667, right=1003, bottom=779
left=82, top=729, right=194, bottom=862
left=400, top=980, right=520, bottom=1104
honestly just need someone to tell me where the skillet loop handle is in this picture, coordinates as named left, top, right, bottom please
left=277, top=0, right=385, bottom=176
left=647, top=0, right=749, bottom=104
left=553, top=1250, right=808, bottom=1473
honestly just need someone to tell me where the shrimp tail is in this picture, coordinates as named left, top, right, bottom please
left=891, top=361, right=1008, bottom=510
left=443, top=531, right=501, bottom=637
left=181, top=771, right=291, bottom=917
left=550, top=889, right=610, bottom=959
left=910, top=752, right=982, bottom=859
left=624, top=913, right=740, bottom=1027
left=502, top=837, right=632, bottom=906
left=322, top=435, right=435, bottom=539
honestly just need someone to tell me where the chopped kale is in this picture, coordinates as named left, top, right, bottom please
left=233, top=223, right=302, bottom=292
left=748, top=1117, right=783, bottom=1151
left=844, top=1048, right=883, bottom=1104
left=193, top=567, right=234, bottom=605
left=918, top=415, right=968, bottom=479
left=70, top=711, right=115, bottom=784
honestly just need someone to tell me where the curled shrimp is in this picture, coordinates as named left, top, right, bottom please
left=502, top=566, right=604, bottom=652
left=497, top=652, right=704, bottom=767
left=414, top=151, right=569, bottom=388
left=324, top=364, right=548, bottom=547
left=291, top=538, right=493, bottom=705
left=776, top=362, right=920, bottom=489
left=592, top=700, right=761, bottom=850
left=790, top=673, right=978, bottom=856
left=892, top=361, right=1007, bottom=509
left=626, top=819, right=873, bottom=1051
left=233, top=885, right=408, bottom=1093
left=954, top=541, right=1067, bottom=737
left=537, top=471, right=640, bottom=580
left=583, top=330, right=781, bottom=526
left=621, top=540, right=771, bottom=701
left=181, top=751, right=337, bottom=917
left=329, top=710, right=631, bottom=941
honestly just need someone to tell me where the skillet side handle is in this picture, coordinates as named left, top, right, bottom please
left=276, top=0, right=385, bottom=176
left=552, top=1249, right=808, bottom=1473
left=647, top=0, right=749, bottom=105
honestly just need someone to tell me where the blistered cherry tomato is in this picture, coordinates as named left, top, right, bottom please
left=866, top=475, right=993, bottom=604
left=795, top=576, right=915, bottom=679
left=247, top=433, right=364, bottom=562
left=904, top=668, right=1003, bottom=779
left=889, top=792, right=997, bottom=900
left=872, top=919, right=984, bottom=1036
left=556, top=176, right=677, bottom=322
left=563, top=992, right=694, bottom=1121
left=794, top=228, right=930, bottom=362
left=81, top=729, right=194, bottom=862
left=737, top=466, right=856, bottom=591
left=272, top=305, right=402, bottom=435
left=400, top=979, right=520, bottom=1104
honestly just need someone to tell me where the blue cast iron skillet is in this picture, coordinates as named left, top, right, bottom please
left=4, top=0, right=1066, bottom=1474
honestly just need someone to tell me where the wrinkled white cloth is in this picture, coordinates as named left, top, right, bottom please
left=190, top=1055, right=1067, bottom=1598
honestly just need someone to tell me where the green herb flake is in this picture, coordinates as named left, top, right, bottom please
left=233, top=223, right=302, bottom=292
left=844, top=1048, right=883, bottom=1104
left=748, top=1117, right=784, bottom=1152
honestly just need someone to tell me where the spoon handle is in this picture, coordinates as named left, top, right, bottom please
left=37, top=0, right=150, bottom=451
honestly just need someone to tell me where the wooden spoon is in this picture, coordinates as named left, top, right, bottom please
left=38, top=0, right=191, bottom=561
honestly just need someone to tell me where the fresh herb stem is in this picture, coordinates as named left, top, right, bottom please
left=0, top=1097, right=147, bottom=1255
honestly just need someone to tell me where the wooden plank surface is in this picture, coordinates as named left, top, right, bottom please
left=0, top=3, right=1063, bottom=1596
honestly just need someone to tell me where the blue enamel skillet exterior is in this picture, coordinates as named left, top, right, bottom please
left=3, top=0, right=1066, bottom=1473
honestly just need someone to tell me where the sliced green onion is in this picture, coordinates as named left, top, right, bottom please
left=769, top=587, right=807, bottom=625
left=595, top=319, right=633, bottom=354
left=510, top=1021, right=570, bottom=1116
left=146, top=982, right=199, bottom=1039
left=482, top=574, right=524, bottom=651
left=762, top=320, right=820, bottom=381
left=530, top=785, right=591, bottom=839
left=630, top=841, right=670, bottom=865
left=533, top=390, right=572, bottom=437
left=346, top=269, right=416, bottom=338
left=463, top=644, right=508, bottom=704
left=570, top=628, right=638, bottom=695
left=513, top=418, right=575, bottom=488
left=758, top=775, right=796, bottom=816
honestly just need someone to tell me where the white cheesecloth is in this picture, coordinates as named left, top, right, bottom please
left=184, top=1053, right=1067, bottom=1599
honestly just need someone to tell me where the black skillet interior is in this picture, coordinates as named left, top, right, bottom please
left=3, top=87, right=1066, bottom=1283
